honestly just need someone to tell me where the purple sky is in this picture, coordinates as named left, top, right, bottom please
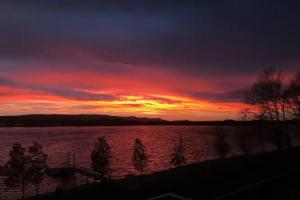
left=0, top=0, right=299, bottom=120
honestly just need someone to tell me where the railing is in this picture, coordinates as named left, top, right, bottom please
left=1, top=153, right=101, bottom=180
left=46, top=165, right=102, bottom=180
left=0, top=166, right=4, bottom=176
left=73, top=166, right=101, bottom=179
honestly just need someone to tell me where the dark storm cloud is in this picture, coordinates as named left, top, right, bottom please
left=0, top=76, right=117, bottom=101
left=1, top=0, right=300, bottom=76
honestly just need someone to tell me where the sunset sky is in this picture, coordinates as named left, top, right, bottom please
left=1, top=1, right=300, bottom=120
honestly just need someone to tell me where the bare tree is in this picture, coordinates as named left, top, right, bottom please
left=132, top=138, right=148, bottom=174
left=239, top=108, right=255, bottom=121
left=170, top=136, right=186, bottom=167
left=246, top=69, right=289, bottom=121
left=287, top=72, right=300, bottom=119
left=214, top=126, right=229, bottom=159
left=27, top=142, right=48, bottom=197
left=245, top=69, right=294, bottom=149
left=4, top=143, right=29, bottom=199
left=234, top=109, right=254, bottom=155
left=91, top=137, right=112, bottom=179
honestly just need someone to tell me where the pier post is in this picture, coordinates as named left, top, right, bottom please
left=72, top=154, right=76, bottom=178
left=67, top=153, right=70, bottom=168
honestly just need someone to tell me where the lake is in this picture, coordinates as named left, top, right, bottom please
left=0, top=125, right=299, bottom=199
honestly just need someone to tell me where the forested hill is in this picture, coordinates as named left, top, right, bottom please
left=0, top=114, right=167, bottom=127
left=0, top=114, right=298, bottom=127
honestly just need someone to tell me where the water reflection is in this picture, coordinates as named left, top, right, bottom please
left=0, top=125, right=298, bottom=199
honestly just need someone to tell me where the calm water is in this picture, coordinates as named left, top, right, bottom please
left=0, top=125, right=298, bottom=200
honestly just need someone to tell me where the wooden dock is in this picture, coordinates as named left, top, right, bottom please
left=73, top=167, right=102, bottom=179
left=1, top=153, right=102, bottom=180
left=47, top=166, right=102, bottom=180
left=0, top=166, right=5, bottom=176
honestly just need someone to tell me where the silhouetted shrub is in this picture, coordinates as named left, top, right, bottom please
left=271, top=124, right=291, bottom=150
left=170, top=135, right=186, bottom=167
left=4, top=142, right=49, bottom=199
left=233, top=127, right=252, bottom=155
left=27, top=142, right=48, bottom=197
left=132, top=138, right=148, bottom=174
left=214, top=126, right=230, bottom=159
left=4, top=144, right=29, bottom=199
left=91, top=136, right=112, bottom=179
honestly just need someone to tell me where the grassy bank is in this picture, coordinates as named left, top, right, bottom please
left=27, top=147, right=300, bottom=200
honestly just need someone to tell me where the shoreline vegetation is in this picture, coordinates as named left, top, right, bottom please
left=26, top=147, right=300, bottom=200
left=0, top=114, right=299, bottom=127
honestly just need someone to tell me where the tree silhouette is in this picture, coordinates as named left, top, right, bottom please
left=214, top=126, right=229, bottom=159
left=287, top=72, right=300, bottom=119
left=91, top=137, right=112, bottom=179
left=246, top=69, right=289, bottom=121
left=234, top=110, right=254, bottom=155
left=170, top=136, right=186, bottom=167
left=234, top=127, right=252, bottom=155
left=4, top=143, right=29, bottom=199
left=132, top=138, right=148, bottom=174
left=245, top=69, right=293, bottom=149
left=27, top=142, right=48, bottom=197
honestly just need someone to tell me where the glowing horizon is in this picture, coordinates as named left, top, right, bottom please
left=1, top=1, right=299, bottom=120
left=0, top=67, right=247, bottom=121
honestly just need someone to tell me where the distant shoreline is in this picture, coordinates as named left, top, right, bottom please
left=0, top=114, right=299, bottom=127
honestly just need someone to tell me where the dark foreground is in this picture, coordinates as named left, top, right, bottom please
left=28, top=147, right=300, bottom=200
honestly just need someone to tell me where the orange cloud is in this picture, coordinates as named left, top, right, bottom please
left=0, top=63, right=248, bottom=120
